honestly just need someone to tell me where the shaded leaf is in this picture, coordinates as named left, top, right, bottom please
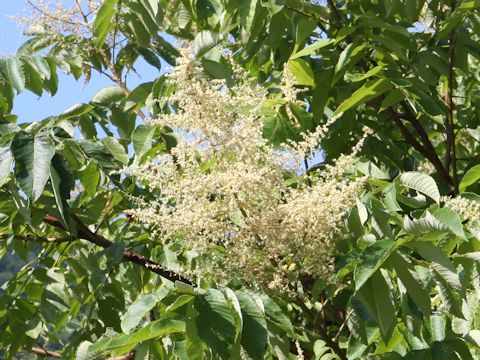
left=459, top=164, right=480, bottom=193
left=354, top=240, right=396, bottom=291
left=12, top=132, right=55, bottom=202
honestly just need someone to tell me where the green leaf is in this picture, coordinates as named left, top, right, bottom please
left=120, top=288, right=168, bottom=334
left=24, top=62, right=43, bottom=96
left=88, top=318, right=185, bottom=357
left=403, top=87, right=447, bottom=117
left=356, top=160, right=390, bottom=179
left=354, top=240, right=396, bottom=291
left=356, top=271, right=396, bottom=341
left=390, top=252, right=431, bottom=317
left=165, top=294, right=194, bottom=313
left=92, top=86, right=125, bottom=104
left=409, top=241, right=463, bottom=296
left=432, top=207, right=465, bottom=238
left=291, top=39, right=334, bottom=59
left=0, top=57, right=25, bottom=93
left=123, top=82, right=153, bottom=111
left=79, top=160, right=100, bottom=196
left=262, top=0, right=284, bottom=14
left=101, top=137, right=129, bottom=165
left=434, top=273, right=465, bottom=319
left=110, top=107, right=136, bottom=140
left=403, top=212, right=449, bottom=235
left=11, top=132, right=55, bottom=202
left=380, top=89, right=405, bottom=111
left=76, top=341, right=94, bottom=360
left=58, top=103, right=94, bottom=120
left=132, top=125, right=156, bottom=162
left=235, top=291, right=268, bottom=359
left=334, top=78, right=392, bottom=116
left=27, top=56, right=51, bottom=80
left=436, top=11, right=464, bottom=40
left=288, top=58, right=314, bottom=86
left=194, top=30, right=220, bottom=57
left=459, top=164, right=480, bottom=192
left=399, top=172, right=440, bottom=204
left=186, top=303, right=205, bottom=360
left=0, top=142, right=13, bottom=184
left=50, top=155, right=73, bottom=228
left=351, top=65, right=384, bottom=82
left=371, top=205, right=394, bottom=239
left=335, top=43, right=354, bottom=70
left=137, top=47, right=162, bottom=70
left=194, top=288, right=237, bottom=359
left=262, top=107, right=297, bottom=145
left=124, top=13, right=151, bottom=47
left=260, top=294, right=293, bottom=335
left=93, top=0, right=118, bottom=47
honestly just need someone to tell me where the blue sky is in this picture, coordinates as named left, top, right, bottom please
left=0, top=0, right=160, bottom=122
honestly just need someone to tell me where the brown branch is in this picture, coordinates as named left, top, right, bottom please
left=43, top=215, right=193, bottom=285
left=31, top=346, right=61, bottom=358
left=399, top=107, right=453, bottom=186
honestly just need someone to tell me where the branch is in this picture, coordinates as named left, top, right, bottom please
left=75, top=0, right=90, bottom=25
left=97, top=48, right=147, bottom=122
left=31, top=346, right=61, bottom=358
left=283, top=4, right=330, bottom=32
left=43, top=215, right=193, bottom=285
left=326, top=0, right=343, bottom=28
left=398, top=106, right=453, bottom=186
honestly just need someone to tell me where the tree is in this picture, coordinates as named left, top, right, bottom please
left=1, top=0, right=480, bottom=358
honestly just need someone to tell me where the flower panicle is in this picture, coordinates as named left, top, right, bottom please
left=124, top=44, right=368, bottom=291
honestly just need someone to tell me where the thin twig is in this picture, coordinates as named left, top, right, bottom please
left=25, top=0, right=87, bottom=27
left=97, top=48, right=147, bottom=121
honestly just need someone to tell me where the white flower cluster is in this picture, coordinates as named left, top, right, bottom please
left=126, top=46, right=366, bottom=291
left=443, top=196, right=480, bottom=235
left=17, top=0, right=100, bottom=38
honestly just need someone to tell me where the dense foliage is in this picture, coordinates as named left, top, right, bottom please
left=1, top=0, right=480, bottom=359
